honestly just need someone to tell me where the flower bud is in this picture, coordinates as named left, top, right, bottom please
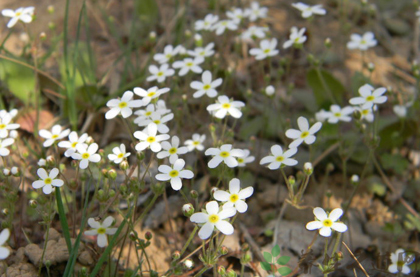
left=46, top=155, right=55, bottom=166
left=47, top=5, right=55, bottom=14
left=109, top=189, right=116, bottom=198
left=325, top=189, right=332, bottom=198
left=29, top=200, right=38, bottom=208
left=9, top=130, right=18, bottom=138
left=350, top=174, right=359, bottom=185
left=326, top=163, right=334, bottom=172
left=79, top=267, right=88, bottom=277
left=145, top=231, right=153, bottom=240
left=2, top=209, right=8, bottom=216
left=210, top=187, right=218, bottom=196
left=324, top=37, right=332, bottom=48
left=129, top=231, right=137, bottom=241
left=48, top=22, right=56, bottom=30
left=367, top=62, right=375, bottom=72
left=218, top=266, right=226, bottom=275
left=108, top=169, right=117, bottom=180
left=40, top=32, right=47, bottom=40
left=137, top=152, right=145, bottom=161
left=227, top=269, right=237, bottom=277
left=288, top=175, right=296, bottom=186
left=3, top=169, right=10, bottom=176
left=219, top=246, right=229, bottom=255
left=172, top=250, right=181, bottom=261
left=190, top=190, right=198, bottom=199
left=303, top=162, right=313, bottom=176
left=149, top=31, right=156, bottom=42
left=101, top=169, right=108, bottom=178
left=265, top=85, right=275, bottom=96
left=182, top=203, right=195, bottom=217
left=120, top=160, right=129, bottom=171
left=183, top=259, right=194, bottom=269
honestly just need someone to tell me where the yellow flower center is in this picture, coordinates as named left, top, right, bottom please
left=237, top=158, right=244, bottom=163
left=229, top=194, right=239, bottom=203
left=169, top=147, right=177, bottom=154
left=334, top=112, right=341, bottom=117
left=153, top=120, right=161, bottom=124
left=82, top=153, right=90, bottom=159
left=276, top=156, right=284, bottom=162
left=166, top=54, right=172, bottom=59
left=157, top=72, right=164, bottom=76
left=186, top=62, right=193, bottom=67
left=193, top=141, right=199, bottom=145
left=366, top=96, right=374, bottom=101
left=220, top=151, right=230, bottom=158
left=222, top=103, right=231, bottom=109
left=300, top=131, right=309, bottom=138
left=200, top=51, right=205, bottom=56
left=169, top=170, right=179, bottom=177
left=0, top=124, right=5, bottom=129
left=362, top=109, right=369, bottom=115
left=147, top=136, right=156, bottom=143
left=118, top=102, right=128, bottom=108
left=147, top=92, right=156, bottom=97
left=117, top=153, right=124, bottom=159
left=97, top=227, right=106, bottom=234
left=322, top=219, right=333, bottom=227
left=208, top=214, right=219, bottom=223
left=71, top=142, right=78, bottom=148
left=145, top=111, right=152, bottom=116
left=52, top=134, right=59, bottom=139
left=264, top=49, right=270, bottom=53
left=203, top=84, right=211, bottom=90
left=397, top=261, right=405, bottom=267
left=16, top=12, right=22, bottom=16
left=222, top=21, right=228, bottom=26
left=360, top=39, right=366, bottom=45
left=44, top=178, right=52, bottom=185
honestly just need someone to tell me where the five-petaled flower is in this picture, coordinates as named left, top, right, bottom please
left=214, top=178, right=254, bottom=213
left=134, top=123, right=170, bottom=152
left=157, top=136, right=188, bottom=163
left=155, top=158, right=194, bottom=190
left=249, top=38, right=279, bottom=60
left=306, top=207, right=348, bottom=237
left=205, top=144, right=244, bottom=168
left=190, top=201, right=236, bottom=239
left=0, top=114, right=19, bottom=139
left=347, top=32, right=377, bottom=51
left=108, top=144, right=131, bottom=164
left=173, top=57, right=205, bottom=76
left=84, top=216, right=117, bottom=248
left=105, top=90, right=143, bottom=119
left=58, top=131, right=88, bottom=157
left=1, top=7, right=34, bottom=28
left=147, top=64, right=175, bottom=83
left=71, top=143, right=102, bottom=169
left=260, top=145, right=298, bottom=170
left=39, top=124, right=71, bottom=148
left=388, top=249, right=413, bottom=275
left=349, top=84, right=387, bottom=109
left=133, top=86, right=170, bottom=106
left=237, top=149, right=255, bottom=167
left=285, top=117, right=322, bottom=148
left=292, top=2, right=326, bottom=18
left=323, top=105, right=354, bottom=124
left=191, top=71, right=223, bottom=98
left=185, top=134, right=206, bottom=152
left=0, top=138, right=14, bottom=157
left=283, top=27, right=307, bottom=49
left=207, top=95, right=245, bottom=119
left=32, top=168, right=64, bottom=195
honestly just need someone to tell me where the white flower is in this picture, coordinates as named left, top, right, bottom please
left=388, top=249, right=413, bottom=275
left=39, top=124, right=70, bottom=147
left=358, top=107, right=374, bottom=122
left=226, top=8, right=246, bottom=23
left=2, top=7, right=34, bottom=28
left=205, top=144, right=244, bottom=168
left=0, top=114, right=19, bottom=139
left=0, top=229, right=10, bottom=260
left=153, top=45, right=182, bottom=64
left=108, top=144, right=131, bottom=164
left=155, top=159, right=194, bottom=190
left=32, top=168, right=64, bottom=195
left=105, top=90, right=143, bottom=119
left=58, top=131, right=88, bottom=157
left=306, top=207, right=348, bottom=237
left=237, top=149, right=255, bottom=167
left=190, top=70, right=222, bottom=98
left=212, top=20, right=238, bottom=35
left=393, top=105, right=407, bottom=118
left=265, top=85, right=275, bottom=96
left=245, top=2, right=268, bottom=21
left=187, top=42, right=215, bottom=58
left=0, top=109, right=17, bottom=119
left=0, top=138, right=14, bottom=157
left=283, top=27, right=307, bottom=49
left=190, top=201, right=236, bottom=239
left=134, top=123, right=170, bottom=152
left=347, top=32, right=377, bottom=51
left=84, top=216, right=117, bottom=248
left=315, top=109, right=329, bottom=122
left=349, top=84, right=387, bottom=109
left=185, top=134, right=206, bottom=151
left=324, top=105, right=354, bottom=124
left=285, top=117, right=322, bottom=148
left=249, top=39, right=279, bottom=60
left=207, top=95, right=245, bottom=119
left=133, top=86, right=170, bottom=105
left=136, top=112, right=174, bottom=134
left=260, top=145, right=298, bottom=170
left=157, top=136, right=188, bottom=163
left=173, top=57, right=204, bottom=76
left=241, top=26, right=269, bottom=40
left=147, top=64, right=175, bottom=83
left=292, top=2, right=326, bottom=18
left=195, top=14, right=219, bottom=31
left=214, top=178, right=254, bottom=213
left=71, top=143, right=101, bottom=169
left=134, top=102, right=171, bottom=124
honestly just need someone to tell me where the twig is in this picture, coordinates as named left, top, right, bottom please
left=238, top=222, right=265, bottom=262
left=313, top=142, right=340, bottom=167
left=342, top=242, right=370, bottom=277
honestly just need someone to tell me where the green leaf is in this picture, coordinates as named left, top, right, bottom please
left=55, top=188, right=72, bottom=253
left=306, top=68, right=346, bottom=107
left=260, top=261, right=272, bottom=271
left=379, top=152, right=409, bottom=175
left=277, top=255, right=291, bottom=265
left=278, top=266, right=292, bottom=276
left=263, top=252, right=273, bottom=263
left=271, top=245, right=281, bottom=257
left=378, top=120, right=417, bottom=149
left=0, top=60, right=36, bottom=104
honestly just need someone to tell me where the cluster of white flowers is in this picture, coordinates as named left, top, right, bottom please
left=0, top=109, right=19, bottom=157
